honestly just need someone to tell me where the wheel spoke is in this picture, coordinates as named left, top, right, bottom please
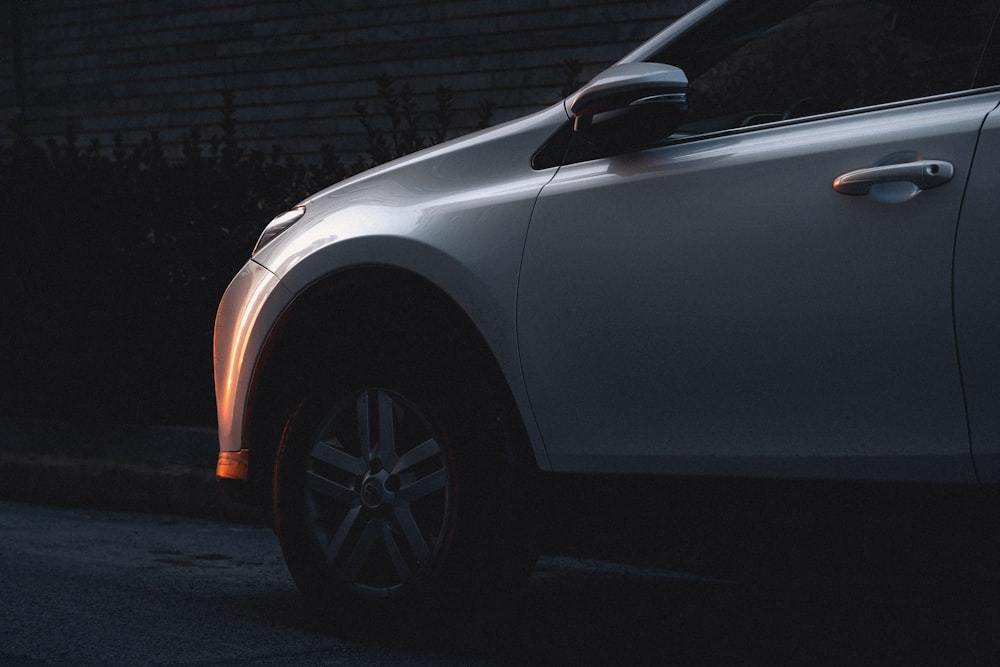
left=306, top=470, right=357, bottom=505
left=392, top=504, right=430, bottom=563
left=377, top=390, right=398, bottom=471
left=356, top=391, right=374, bottom=463
left=397, top=468, right=447, bottom=502
left=310, top=438, right=366, bottom=476
left=391, top=437, right=441, bottom=475
left=382, top=521, right=411, bottom=581
left=325, top=504, right=362, bottom=563
left=341, top=518, right=382, bottom=580
left=289, top=387, right=453, bottom=592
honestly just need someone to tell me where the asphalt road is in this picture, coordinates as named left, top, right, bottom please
left=1, top=501, right=998, bottom=666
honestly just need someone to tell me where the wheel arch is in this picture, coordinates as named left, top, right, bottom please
left=239, top=265, right=539, bottom=508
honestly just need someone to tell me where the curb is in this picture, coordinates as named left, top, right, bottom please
left=0, top=417, right=268, bottom=524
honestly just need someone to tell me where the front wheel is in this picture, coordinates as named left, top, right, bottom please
left=273, top=377, right=533, bottom=621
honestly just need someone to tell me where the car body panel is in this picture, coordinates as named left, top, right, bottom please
left=213, top=0, right=1000, bottom=491
left=956, top=105, right=1000, bottom=483
left=214, top=261, right=293, bottom=454
left=517, top=92, right=1000, bottom=482
left=219, top=106, right=566, bottom=466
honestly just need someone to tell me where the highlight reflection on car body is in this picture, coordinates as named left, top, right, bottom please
left=213, top=0, right=1000, bottom=620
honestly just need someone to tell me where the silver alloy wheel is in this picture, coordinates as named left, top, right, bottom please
left=302, top=388, right=451, bottom=596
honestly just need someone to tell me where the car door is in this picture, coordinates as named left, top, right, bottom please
left=516, top=0, right=1000, bottom=482
left=956, top=104, right=1000, bottom=484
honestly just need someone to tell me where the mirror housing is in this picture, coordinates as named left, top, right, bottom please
left=569, top=63, right=688, bottom=152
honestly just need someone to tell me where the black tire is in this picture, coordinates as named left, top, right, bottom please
left=273, top=361, right=534, bottom=625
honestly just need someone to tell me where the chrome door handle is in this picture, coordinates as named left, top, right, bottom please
left=833, top=160, right=954, bottom=195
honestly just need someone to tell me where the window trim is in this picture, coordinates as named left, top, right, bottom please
left=543, top=84, right=1000, bottom=169
left=658, top=84, right=1000, bottom=150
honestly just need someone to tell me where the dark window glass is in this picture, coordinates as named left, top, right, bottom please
left=653, top=0, right=1000, bottom=135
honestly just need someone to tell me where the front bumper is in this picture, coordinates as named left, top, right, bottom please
left=213, top=260, right=293, bottom=482
left=216, top=449, right=249, bottom=480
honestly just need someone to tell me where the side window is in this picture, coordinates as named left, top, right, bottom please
left=656, top=0, right=1000, bottom=136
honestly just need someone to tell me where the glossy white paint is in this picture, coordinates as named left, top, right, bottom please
left=221, top=106, right=565, bottom=465
left=213, top=261, right=292, bottom=454
left=214, top=0, right=1000, bottom=487
left=517, top=93, right=1000, bottom=482
left=955, top=106, right=1000, bottom=483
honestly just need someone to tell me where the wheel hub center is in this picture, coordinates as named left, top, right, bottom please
left=360, top=469, right=394, bottom=509
left=360, top=478, right=383, bottom=507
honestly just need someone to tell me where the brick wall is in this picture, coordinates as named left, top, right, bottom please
left=0, top=0, right=697, bottom=161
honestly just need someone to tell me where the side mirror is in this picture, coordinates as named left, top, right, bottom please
left=568, top=63, right=688, bottom=152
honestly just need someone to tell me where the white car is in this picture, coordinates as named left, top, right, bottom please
left=214, top=0, right=1000, bottom=616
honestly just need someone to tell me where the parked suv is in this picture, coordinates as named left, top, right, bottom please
left=214, top=0, right=1000, bottom=616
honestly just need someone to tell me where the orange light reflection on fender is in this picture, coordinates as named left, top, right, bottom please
left=215, top=266, right=279, bottom=452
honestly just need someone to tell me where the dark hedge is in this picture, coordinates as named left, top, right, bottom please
left=0, top=81, right=490, bottom=427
